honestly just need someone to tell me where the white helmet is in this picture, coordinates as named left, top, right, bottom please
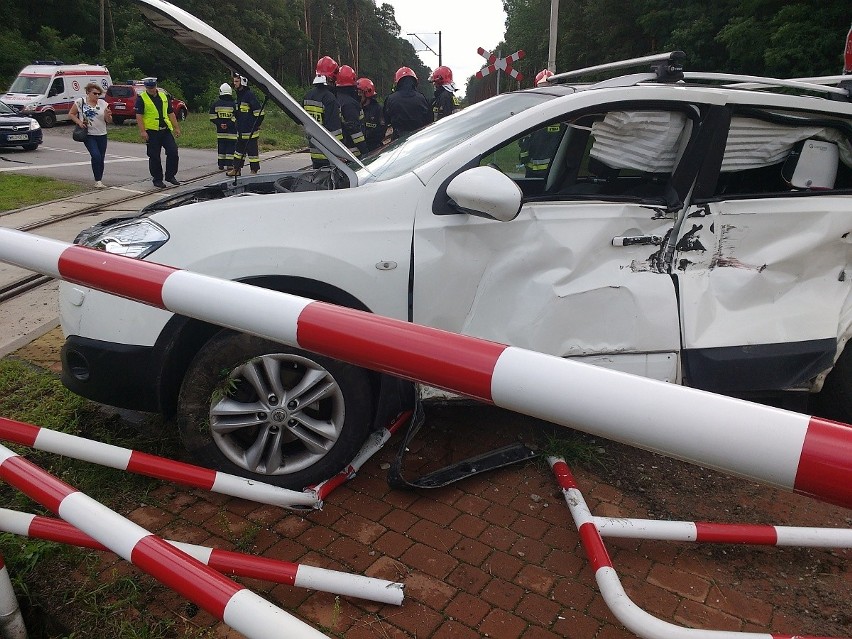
left=219, top=83, right=232, bottom=96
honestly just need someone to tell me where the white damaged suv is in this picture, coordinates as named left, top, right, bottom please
left=59, top=0, right=852, bottom=488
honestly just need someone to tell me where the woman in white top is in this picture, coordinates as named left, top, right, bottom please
left=69, top=82, right=112, bottom=188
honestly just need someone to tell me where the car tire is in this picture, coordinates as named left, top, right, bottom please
left=38, top=111, right=56, bottom=128
left=21, top=144, right=38, bottom=151
left=177, top=330, right=374, bottom=489
left=811, top=345, right=852, bottom=423
left=112, top=116, right=125, bottom=125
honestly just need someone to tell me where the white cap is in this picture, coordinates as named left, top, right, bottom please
left=313, top=75, right=327, bottom=85
left=219, top=83, right=232, bottom=95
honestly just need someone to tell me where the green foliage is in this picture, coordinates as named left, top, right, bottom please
left=0, top=175, right=89, bottom=213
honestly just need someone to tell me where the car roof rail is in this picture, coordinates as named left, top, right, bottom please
left=682, top=72, right=851, bottom=100
left=547, top=51, right=686, bottom=85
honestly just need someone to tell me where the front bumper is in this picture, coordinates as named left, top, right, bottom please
left=0, top=128, right=41, bottom=148
left=61, top=335, right=163, bottom=412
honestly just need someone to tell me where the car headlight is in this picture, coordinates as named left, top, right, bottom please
left=75, top=219, right=169, bottom=259
left=29, top=118, right=40, bottom=131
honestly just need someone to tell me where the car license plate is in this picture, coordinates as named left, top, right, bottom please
left=7, top=134, right=28, bottom=141
left=114, top=102, right=126, bottom=109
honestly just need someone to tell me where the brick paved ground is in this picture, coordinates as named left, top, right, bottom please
left=9, top=329, right=852, bottom=638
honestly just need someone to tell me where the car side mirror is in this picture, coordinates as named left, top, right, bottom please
left=446, top=166, right=523, bottom=222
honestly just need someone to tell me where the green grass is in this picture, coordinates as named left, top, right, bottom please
left=0, top=174, right=89, bottom=213
left=107, top=105, right=307, bottom=153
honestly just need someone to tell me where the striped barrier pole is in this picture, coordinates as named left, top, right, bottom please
left=0, top=443, right=329, bottom=639
left=0, top=508, right=404, bottom=605
left=1, top=228, right=851, bottom=509
left=548, top=457, right=850, bottom=639
left=309, top=410, right=412, bottom=501
left=0, top=551, right=27, bottom=639
left=593, top=516, right=852, bottom=548
left=0, top=417, right=319, bottom=510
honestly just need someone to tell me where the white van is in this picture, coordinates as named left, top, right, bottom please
left=2, top=61, right=112, bottom=128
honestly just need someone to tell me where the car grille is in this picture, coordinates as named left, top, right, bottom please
left=0, top=123, right=30, bottom=132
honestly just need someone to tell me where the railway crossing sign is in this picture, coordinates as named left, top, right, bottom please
left=476, top=47, right=526, bottom=82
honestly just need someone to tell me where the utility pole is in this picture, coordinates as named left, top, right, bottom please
left=547, top=0, right=559, bottom=72
left=100, top=0, right=105, bottom=54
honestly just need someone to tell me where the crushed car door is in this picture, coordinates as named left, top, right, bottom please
left=413, top=105, right=702, bottom=383
left=674, top=106, right=852, bottom=396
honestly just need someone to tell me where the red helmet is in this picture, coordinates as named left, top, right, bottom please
left=316, top=56, right=339, bottom=78
left=429, top=66, right=453, bottom=86
left=394, top=66, right=417, bottom=85
left=535, top=69, right=554, bottom=86
left=356, top=77, right=376, bottom=98
left=336, top=65, right=357, bottom=87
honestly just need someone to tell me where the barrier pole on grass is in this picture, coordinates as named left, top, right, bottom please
left=0, top=443, right=329, bottom=639
left=1, top=228, right=851, bottom=510
left=548, top=457, right=852, bottom=639
left=0, top=417, right=319, bottom=510
left=0, top=508, right=404, bottom=605
left=0, top=551, right=27, bottom=639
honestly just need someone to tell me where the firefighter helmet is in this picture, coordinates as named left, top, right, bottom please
left=219, top=83, right=232, bottom=96
left=429, top=66, right=453, bottom=86
left=394, top=66, right=417, bottom=85
left=232, top=72, right=248, bottom=87
left=356, top=77, right=376, bottom=98
left=535, top=69, right=554, bottom=86
left=316, top=56, right=339, bottom=78
left=336, top=65, right=357, bottom=87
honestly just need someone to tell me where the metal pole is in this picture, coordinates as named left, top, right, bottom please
left=438, top=31, right=442, bottom=67
left=547, top=0, right=559, bottom=72
left=100, top=0, right=105, bottom=54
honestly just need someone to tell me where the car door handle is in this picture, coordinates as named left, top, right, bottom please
left=612, top=235, right=662, bottom=247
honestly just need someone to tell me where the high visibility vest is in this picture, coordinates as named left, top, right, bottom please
left=140, top=90, right=173, bottom=131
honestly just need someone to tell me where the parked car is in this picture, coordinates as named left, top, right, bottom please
left=104, top=82, right=188, bottom=125
left=0, top=99, right=42, bottom=150
left=59, top=0, right=852, bottom=489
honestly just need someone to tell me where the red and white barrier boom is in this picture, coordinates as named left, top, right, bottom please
left=0, top=507, right=404, bottom=605
left=1, top=228, right=852, bottom=509
left=0, top=417, right=319, bottom=510
left=0, top=442, right=330, bottom=639
left=548, top=457, right=851, bottom=639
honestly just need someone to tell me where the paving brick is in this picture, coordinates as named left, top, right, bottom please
left=480, top=577, right=526, bottom=610
left=483, top=502, right=520, bottom=527
left=336, top=511, right=387, bottom=545
left=406, top=518, right=461, bottom=552
left=454, top=493, right=491, bottom=516
left=520, top=626, right=563, bottom=639
left=706, top=583, right=774, bottom=626
left=647, top=564, right=711, bottom=603
left=451, top=536, right=492, bottom=566
left=515, top=591, right=563, bottom=626
left=480, top=524, right=521, bottom=552
left=373, top=529, right=415, bottom=559
left=296, top=526, right=339, bottom=552
left=483, top=550, right=524, bottom=581
left=446, top=563, right=491, bottom=594
left=432, top=619, right=480, bottom=639
left=446, top=591, right=492, bottom=628
left=450, top=511, right=490, bottom=538
left=515, top=564, right=556, bottom=596
left=550, top=576, right=597, bottom=612
left=387, top=601, right=445, bottom=637
left=400, top=542, right=459, bottom=579
left=406, top=497, right=461, bottom=526
left=338, top=489, right=395, bottom=521
left=479, top=608, right=528, bottom=639
left=510, top=535, right=550, bottom=565
left=675, top=598, right=743, bottom=631
left=509, top=513, right=550, bottom=540
left=620, top=574, right=680, bottom=618
left=326, top=535, right=377, bottom=572
left=295, top=591, right=357, bottom=635
left=379, top=508, right=420, bottom=533
left=550, top=610, right=603, bottom=638
left=401, top=570, right=457, bottom=609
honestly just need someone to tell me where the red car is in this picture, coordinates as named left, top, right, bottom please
left=104, top=83, right=188, bottom=125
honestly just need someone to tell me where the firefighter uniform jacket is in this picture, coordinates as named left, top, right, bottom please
left=361, top=97, right=386, bottom=152
left=234, top=86, right=264, bottom=138
left=337, top=86, right=368, bottom=158
left=209, top=96, right=236, bottom=139
left=303, top=84, right=343, bottom=167
left=383, top=77, right=430, bottom=139
left=431, top=86, right=460, bottom=122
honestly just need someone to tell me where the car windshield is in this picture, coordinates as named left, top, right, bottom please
left=354, top=92, right=553, bottom=182
left=0, top=101, right=14, bottom=115
left=9, top=76, right=50, bottom=94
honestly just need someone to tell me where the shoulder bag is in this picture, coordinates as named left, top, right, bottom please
left=72, top=99, right=88, bottom=142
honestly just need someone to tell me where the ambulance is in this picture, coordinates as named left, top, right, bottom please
left=2, top=61, right=112, bottom=128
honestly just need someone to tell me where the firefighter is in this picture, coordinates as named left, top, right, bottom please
left=209, top=82, right=236, bottom=171
left=518, top=69, right=560, bottom=177
left=356, top=77, right=386, bottom=152
left=428, top=65, right=461, bottom=121
left=303, top=57, right=343, bottom=168
left=335, top=65, right=368, bottom=158
left=383, top=67, right=430, bottom=140
left=227, top=72, right=264, bottom=176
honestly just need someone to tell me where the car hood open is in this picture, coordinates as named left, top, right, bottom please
left=131, top=0, right=360, bottom=171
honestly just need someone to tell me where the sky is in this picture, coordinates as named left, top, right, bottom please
left=384, top=0, right=509, bottom=96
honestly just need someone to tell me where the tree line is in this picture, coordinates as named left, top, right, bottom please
left=0, top=0, right=432, bottom=111
left=1, top=0, right=849, bottom=111
left=467, top=0, right=851, bottom=102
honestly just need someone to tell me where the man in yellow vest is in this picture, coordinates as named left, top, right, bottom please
left=135, top=77, right=181, bottom=188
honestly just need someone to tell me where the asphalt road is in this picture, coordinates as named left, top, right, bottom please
left=0, top=120, right=223, bottom=187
